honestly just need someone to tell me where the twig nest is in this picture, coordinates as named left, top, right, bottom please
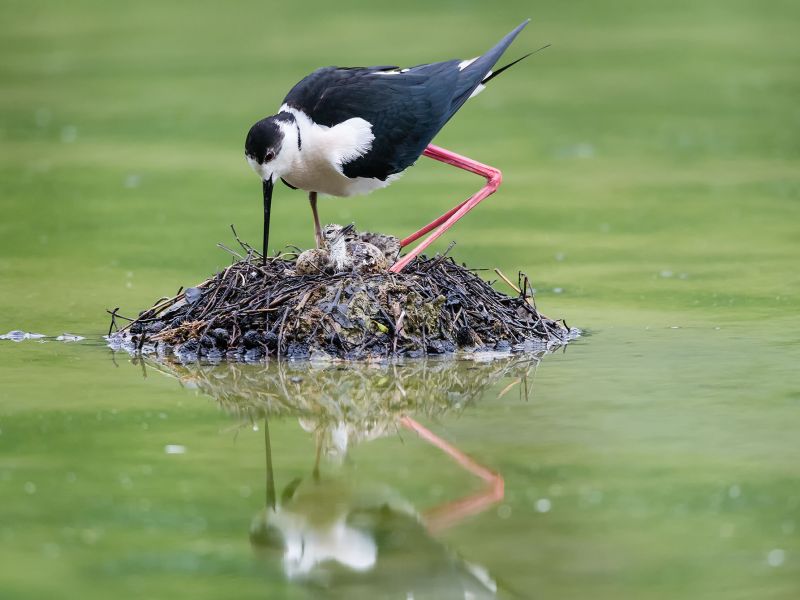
left=108, top=226, right=578, bottom=361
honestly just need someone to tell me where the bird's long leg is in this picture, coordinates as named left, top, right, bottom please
left=390, top=144, right=502, bottom=273
left=309, top=191, right=323, bottom=248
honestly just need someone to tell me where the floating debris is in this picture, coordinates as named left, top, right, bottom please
left=1, top=330, right=46, bottom=342
left=56, top=333, right=85, bottom=342
left=108, top=231, right=577, bottom=361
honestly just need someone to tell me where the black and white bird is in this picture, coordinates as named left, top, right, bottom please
left=245, top=20, right=540, bottom=272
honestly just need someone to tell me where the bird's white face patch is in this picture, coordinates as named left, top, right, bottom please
left=246, top=155, right=269, bottom=180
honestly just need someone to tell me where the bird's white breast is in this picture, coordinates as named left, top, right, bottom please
left=279, top=105, right=398, bottom=197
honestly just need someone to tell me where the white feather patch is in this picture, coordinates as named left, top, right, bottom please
left=372, top=68, right=410, bottom=76
left=468, top=70, right=493, bottom=99
left=329, top=117, right=375, bottom=167
left=458, top=57, right=479, bottom=71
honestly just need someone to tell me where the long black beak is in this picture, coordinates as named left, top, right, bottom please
left=262, top=178, right=273, bottom=265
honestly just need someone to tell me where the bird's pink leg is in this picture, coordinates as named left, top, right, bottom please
left=390, top=144, right=503, bottom=273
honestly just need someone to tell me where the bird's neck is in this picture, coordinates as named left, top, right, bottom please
left=271, top=117, right=301, bottom=180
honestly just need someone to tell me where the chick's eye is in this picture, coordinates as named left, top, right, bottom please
left=264, top=150, right=276, bottom=162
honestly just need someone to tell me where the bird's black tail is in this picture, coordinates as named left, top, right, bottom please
left=481, top=44, right=550, bottom=85
left=448, top=19, right=533, bottom=116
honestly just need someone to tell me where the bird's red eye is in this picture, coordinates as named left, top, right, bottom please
left=264, top=151, right=276, bottom=162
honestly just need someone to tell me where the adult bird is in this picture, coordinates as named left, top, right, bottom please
left=245, top=19, right=539, bottom=272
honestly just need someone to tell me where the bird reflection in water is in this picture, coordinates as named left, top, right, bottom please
left=139, top=354, right=546, bottom=597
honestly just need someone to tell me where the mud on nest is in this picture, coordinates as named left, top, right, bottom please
left=108, top=236, right=577, bottom=361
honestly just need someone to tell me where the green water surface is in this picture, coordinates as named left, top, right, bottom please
left=1, top=1, right=798, bottom=598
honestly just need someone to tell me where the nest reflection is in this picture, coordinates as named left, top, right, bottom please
left=146, top=353, right=542, bottom=426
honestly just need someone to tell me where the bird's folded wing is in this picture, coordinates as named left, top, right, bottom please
left=283, top=65, right=460, bottom=180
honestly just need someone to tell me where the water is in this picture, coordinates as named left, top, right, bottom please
left=2, top=1, right=799, bottom=596
left=1, top=323, right=797, bottom=599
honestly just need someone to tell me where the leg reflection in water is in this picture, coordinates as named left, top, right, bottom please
left=250, top=416, right=502, bottom=598
left=399, top=416, right=504, bottom=534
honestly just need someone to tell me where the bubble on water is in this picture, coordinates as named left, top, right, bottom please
left=60, top=125, right=77, bottom=143
left=35, top=108, right=52, bottom=128
left=42, top=542, right=61, bottom=559
left=164, top=444, right=186, bottom=455
left=555, top=252, right=566, bottom=262
left=659, top=270, right=674, bottom=278
left=497, top=504, right=512, bottom=519
left=24, top=481, right=37, bottom=495
left=670, top=326, right=681, bottom=329
left=678, top=273, right=689, bottom=280
left=81, top=528, right=100, bottom=545
left=728, top=484, right=741, bottom=499
left=252, top=424, right=259, bottom=431
left=767, top=548, right=785, bottom=567
left=535, top=498, right=552, bottom=513
left=556, top=142, right=595, bottom=159
left=552, top=287, right=563, bottom=294
left=124, top=174, right=141, bottom=189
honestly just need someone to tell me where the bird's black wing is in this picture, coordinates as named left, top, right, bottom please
left=281, top=20, right=531, bottom=180
left=283, top=64, right=460, bottom=180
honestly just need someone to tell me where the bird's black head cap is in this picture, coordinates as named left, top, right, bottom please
left=245, top=114, right=294, bottom=164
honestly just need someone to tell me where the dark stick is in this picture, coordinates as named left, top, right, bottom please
left=107, top=307, right=119, bottom=336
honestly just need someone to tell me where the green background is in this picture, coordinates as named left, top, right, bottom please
left=1, top=1, right=798, bottom=598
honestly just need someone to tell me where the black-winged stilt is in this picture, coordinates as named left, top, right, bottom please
left=245, top=19, right=539, bottom=271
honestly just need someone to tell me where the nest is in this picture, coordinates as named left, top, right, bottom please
left=108, top=234, right=576, bottom=361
